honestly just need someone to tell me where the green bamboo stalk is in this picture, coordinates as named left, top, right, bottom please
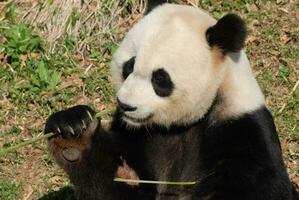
left=95, top=107, right=116, bottom=118
left=0, top=132, right=56, bottom=156
left=0, top=107, right=197, bottom=186
left=0, top=107, right=116, bottom=156
left=113, top=178, right=197, bottom=185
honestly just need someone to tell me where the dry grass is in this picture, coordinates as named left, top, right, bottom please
left=0, top=0, right=298, bottom=199
left=16, top=0, right=144, bottom=53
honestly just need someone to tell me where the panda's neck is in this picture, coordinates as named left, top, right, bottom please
left=209, top=52, right=265, bottom=122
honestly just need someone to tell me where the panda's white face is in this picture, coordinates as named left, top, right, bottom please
left=110, top=4, right=264, bottom=127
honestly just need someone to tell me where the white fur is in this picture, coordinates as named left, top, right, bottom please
left=209, top=52, right=265, bottom=122
left=110, top=4, right=265, bottom=127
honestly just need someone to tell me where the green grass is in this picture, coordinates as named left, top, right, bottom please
left=0, top=0, right=298, bottom=198
left=0, top=180, right=20, bottom=200
left=0, top=1, right=121, bottom=198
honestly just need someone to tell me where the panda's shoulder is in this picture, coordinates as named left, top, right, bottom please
left=201, top=106, right=282, bottom=162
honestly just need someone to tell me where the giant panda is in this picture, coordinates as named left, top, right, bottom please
left=44, top=0, right=299, bottom=199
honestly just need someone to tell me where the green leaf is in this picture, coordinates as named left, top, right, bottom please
left=28, top=37, right=42, bottom=51
left=31, top=87, right=40, bottom=93
left=48, top=71, right=60, bottom=90
left=18, top=45, right=27, bottom=53
left=279, top=66, right=290, bottom=84
left=4, top=24, right=42, bottom=55
left=16, top=82, right=33, bottom=90
left=38, top=61, right=48, bottom=82
left=30, top=74, right=40, bottom=87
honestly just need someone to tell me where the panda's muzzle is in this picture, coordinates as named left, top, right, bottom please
left=123, top=113, right=153, bottom=123
left=117, top=98, right=153, bottom=124
left=117, top=98, right=137, bottom=112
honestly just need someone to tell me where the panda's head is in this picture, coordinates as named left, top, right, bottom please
left=111, top=4, right=263, bottom=128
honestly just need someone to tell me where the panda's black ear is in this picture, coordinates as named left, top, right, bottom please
left=145, top=0, right=167, bottom=15
left=206, top=14, right=246, bottom=54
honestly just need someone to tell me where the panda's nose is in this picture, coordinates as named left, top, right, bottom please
left=117, top=98, right=137, bottom=112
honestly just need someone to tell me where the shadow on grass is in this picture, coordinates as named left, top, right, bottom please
left=38, top=186, right=75, bottom=200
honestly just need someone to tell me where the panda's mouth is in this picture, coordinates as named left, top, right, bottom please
left=123, top=113, right=153, bottom=124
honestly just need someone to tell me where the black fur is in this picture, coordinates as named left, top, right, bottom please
left=197, top=107, right=298, bottom=199
left=151, top=68, right=174, bottom=97
left=38, top=186, right=75, bottom=200
left=45, top=105, right=298, bottom=199
left=145, top=0, right=167, bottom=15
left=206, top=14, right=247, bottom=53
left=122, top=56, right=135, bottom=80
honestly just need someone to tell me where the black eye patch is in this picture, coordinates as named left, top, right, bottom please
left=151, top=68, right=174, bottom=97
left=122, top=56, right=135, bottom=80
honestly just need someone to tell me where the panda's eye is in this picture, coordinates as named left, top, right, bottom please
left=122, top=56, right=135, bottom=80
left=151, top=68, right=174, bottom=97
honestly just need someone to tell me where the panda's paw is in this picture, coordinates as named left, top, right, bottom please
left=45, top=105, right=98, bottom=139
left=45, top=105, right=100, bottom=165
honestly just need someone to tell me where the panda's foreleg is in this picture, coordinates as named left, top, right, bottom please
left=44, top=105, right=140, bottom=200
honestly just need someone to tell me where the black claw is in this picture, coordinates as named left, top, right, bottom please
left=44, top=105, right=96, bottom=139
